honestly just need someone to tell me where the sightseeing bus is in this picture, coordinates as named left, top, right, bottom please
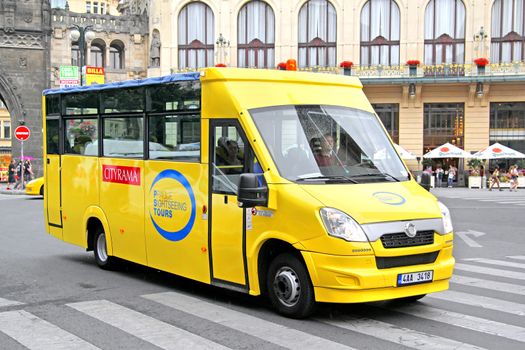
left=42, top=68, right=455, bottom=318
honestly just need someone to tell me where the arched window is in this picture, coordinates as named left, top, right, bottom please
left=298, top=0, right=337, bottom=67
left=360, top=0, right=400, bottom=66
left=237, top=1, right=275, bottom=68
left=424, top=0, right=465, bottom=64
left=178, top=2, right=214, bottom=69
left=90, top=41, right=106, bottom=67
left=491, top=0, right=525, bottom=63
left=71, top=43, right=80, bottom=66
left=109, top=40, right=125, bottom=70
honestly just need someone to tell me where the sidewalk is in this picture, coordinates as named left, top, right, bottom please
left=0, top=183, right=26, bottom=195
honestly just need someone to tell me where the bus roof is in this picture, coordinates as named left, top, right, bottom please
left=43, top=72, right=201, bottom=96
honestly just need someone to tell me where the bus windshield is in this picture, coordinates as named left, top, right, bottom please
left=249, top=105, right=410, bottom=183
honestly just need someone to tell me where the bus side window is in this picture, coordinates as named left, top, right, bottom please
left=46, top=119, right=60, bottom=154
left=212, top=125, right=246, bottom=194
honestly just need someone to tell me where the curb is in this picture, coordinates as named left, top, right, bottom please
left=0, top=189, right=26, bottom=195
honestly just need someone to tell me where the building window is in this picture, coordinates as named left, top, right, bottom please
left=298, top=0, right=337, bottom=68
left=2, top=121, right=10, bottom=139
left=71, top=43, right=80, bottom=66
left=424, top=0, right=465, bottom=65
left=491, top=0, right=525, bottom=63
left=86, top=1, right=92, bottom=13
left=109, top=41, right=124, bottom=70
left=101, top=2, right=106, bottom=15
left=360, top=0, right=400, bottom=66
left=424, top=103, right=464, bottom=154
left=178, top=2, right=215, bottom=69
left=490, top=102, right=525, bottom=154
left=90, top=43, right=105, bottom=67
left=237, top=1, right=275, bottom=68
left=93, top=2, right=99, bottom=14
left=373, top=104, right=399, bottom=143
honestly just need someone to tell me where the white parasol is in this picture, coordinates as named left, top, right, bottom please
left=423, top=142, right=472, bottom=159
left=394, top=144, right=417, bottom=160
left=472, top=142, right=525, bottom=160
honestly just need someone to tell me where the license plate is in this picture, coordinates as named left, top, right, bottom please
left=397, top=270, right=433, bottom=286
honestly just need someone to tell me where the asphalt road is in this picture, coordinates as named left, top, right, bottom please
left=1, top=190, right=524, bottom=350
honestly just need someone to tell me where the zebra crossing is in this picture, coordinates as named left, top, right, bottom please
left=435, top=192, right=525, bottom=207
left=1, top=256, right=525, bottom=349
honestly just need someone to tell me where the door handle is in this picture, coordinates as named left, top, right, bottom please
left=47, top=158, right=50, bottom=164
left=224, top=195, right=228, bottom=204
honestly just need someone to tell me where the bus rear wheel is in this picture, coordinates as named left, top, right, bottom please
left=94, top=227, right=116, bottom=270
left=266, top=253, right=316, bottom=318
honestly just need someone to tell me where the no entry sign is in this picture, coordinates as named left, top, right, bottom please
left=14, top=125, right=30, bottom=141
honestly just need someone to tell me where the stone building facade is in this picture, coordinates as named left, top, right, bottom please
left=0, top=0, right=50, bottom=177
left=148, top=0, right=525, bottom=181
left=49, top=1, right=149, bottom=88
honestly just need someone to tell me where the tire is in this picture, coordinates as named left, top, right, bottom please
left=39, top=185, right=44, bottom=196
left=396, top=294, right=426, bottom=303
left=93, top=226, right=116, bottom=270
left=266, top=253, right=316, bottom=318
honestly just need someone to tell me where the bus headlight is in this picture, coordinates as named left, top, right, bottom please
left=320, top=208, right=368, bottom=242
left=438, top=201, right=454, bottom=234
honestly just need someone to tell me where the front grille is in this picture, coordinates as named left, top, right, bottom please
left=376, top=251, right=439, bottom=269
left=380, top=230, right=434, bottom=249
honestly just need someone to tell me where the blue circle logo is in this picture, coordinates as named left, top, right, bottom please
left=372, top=191, right=406, bottom=206
left=149, top=169, right=196, bottom=241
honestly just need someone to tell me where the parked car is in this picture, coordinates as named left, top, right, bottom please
left=25, top=177, right=44, bottom=196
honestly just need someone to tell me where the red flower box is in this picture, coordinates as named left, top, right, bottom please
left=339, top=61, right=353, bottom=69
left=277, top=62, right=287, bottom=70
left=215, top=63, right=227, bottom=67
left=474, top=58, right=489, bottom=67
left=406, top=60, right=420, bottom=66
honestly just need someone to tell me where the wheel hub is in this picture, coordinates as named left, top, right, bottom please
left=96, top=233, right=108, bottom=262
left=273, top=267, right=300, bottom=307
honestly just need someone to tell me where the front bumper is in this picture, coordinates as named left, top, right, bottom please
left=301, top=244, right=454, bottom=303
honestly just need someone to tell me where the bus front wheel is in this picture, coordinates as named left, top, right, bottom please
left=266, top=253, right=316, bottom=318
left=94, top=227, right=116, bottom=270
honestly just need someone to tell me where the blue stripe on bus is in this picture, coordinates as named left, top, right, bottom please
left=43, top=72, right=201, bottom=96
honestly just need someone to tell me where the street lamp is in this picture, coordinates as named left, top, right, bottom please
left=215, top=33, right=230, bottom=66
left=70, top=24, right=95, bottom=85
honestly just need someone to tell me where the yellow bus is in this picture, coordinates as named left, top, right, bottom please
left=43, top=68, right=455, bottom=318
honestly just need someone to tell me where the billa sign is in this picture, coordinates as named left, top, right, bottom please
left=59, top=66, right=80, bottom=88
left=83, top=66, right=105, bottom=86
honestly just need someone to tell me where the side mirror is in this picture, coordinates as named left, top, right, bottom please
left=237, top=173, right=268, bottom=208
left=420, top=172, right=431, bottom=191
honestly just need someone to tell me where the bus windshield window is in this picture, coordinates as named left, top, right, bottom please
left=102, top=117, right=144, bottom=158
left=148, top=114, right=200, bottom=162
left=249, top=105, right=409, bottom=183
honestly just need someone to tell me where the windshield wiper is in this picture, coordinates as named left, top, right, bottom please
left=348, top=173, right=400, bottom=182
left=296, top=175, right=358, bottom=183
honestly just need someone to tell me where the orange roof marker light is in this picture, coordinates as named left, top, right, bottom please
left=286, top=59, right=297, bottom=71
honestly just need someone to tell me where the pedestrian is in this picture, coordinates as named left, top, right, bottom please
left=7, top=159, right=16, bottom=190
left=447, top=165, right=456, bottom=188
left=509, top=164, right=519, bottom=192
left=435, top=165, right=444, bottom=188
left=489, top=166, right=502, bottom=191
left=13, top=160, right=23, bottom=190
left=24, top=160, right=33, bottom=182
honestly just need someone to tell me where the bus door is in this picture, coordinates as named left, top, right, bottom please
left=45, top=118, right=63, bottom=233
left=209, top=120, right=253, bottom=290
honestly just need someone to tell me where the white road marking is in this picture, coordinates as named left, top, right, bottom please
left=0, top=310, right=100, bottom=350
left=464, top=258, right=525, bottom=270
left=321, top=316, right=485, bottom=350
left=456, top=230, right=485, bottom=248
left=143, top=292, right=354, bottom=350
left=454, top=263, right=525, bottom=280
left=508, top=256, right=525, bottom=261
left=386, top=303, right=525, bottom=343
left=67, top=300, right=228, bottom=350
left=0, top=297, right=23, bottom=308
left=428, top=290, right=525, bottom=316
left=451, top=274, right=525, bottom=295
